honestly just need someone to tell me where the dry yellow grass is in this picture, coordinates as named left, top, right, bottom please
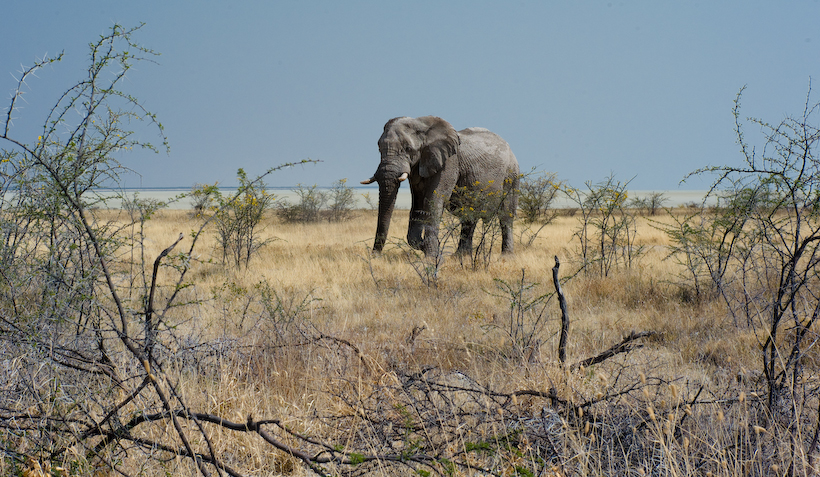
left=27, top=206, right=809, bottom=476
left=129, top=209, right=706, bottom=364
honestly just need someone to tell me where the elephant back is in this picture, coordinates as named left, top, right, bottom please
left=456, top=127, right=518, bottom=189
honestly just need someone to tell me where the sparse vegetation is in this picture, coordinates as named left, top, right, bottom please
left=209, top=168, right=275, bottom=268
left=190, top=181, right=218, bottom=217
left=517, top=170, right=564, bottom=248
left=3, top=200, right=819, bottom=476
left=276, top=179, right=357, bottom=223
left=276, top=182, right=326, bottom=223
left=687, top=85, right=820, bottom=454
left=325, top=178, right=356, bottom=222
left=449, top=178, right=516, bottom=270
left=483, top=268, right=553, bottom=363
left=566, top=174, right=645, bottom=276
left=630, top=191, right=669, bottom=216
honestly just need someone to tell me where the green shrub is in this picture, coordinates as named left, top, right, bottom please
left=210, top=168, right=275, bottom=268
left=276, top=179, right=356, bottom=223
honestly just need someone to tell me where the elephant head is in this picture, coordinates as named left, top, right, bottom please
left=361, top=116, right=460, bottom=253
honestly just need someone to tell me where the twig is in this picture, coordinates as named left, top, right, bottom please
left=808, top=399, right=820, bottom=469
left=314, top=330, right=379, bottom=373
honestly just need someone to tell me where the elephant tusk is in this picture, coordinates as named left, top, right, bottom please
left=360, top=177, right=376, bottom=185
left=398, top=172, right=408, bottom=182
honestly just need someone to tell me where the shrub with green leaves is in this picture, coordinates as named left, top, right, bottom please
left=518, top=170, right=563, bottom=224
left=325, top=178, right=356, bottom=222
left=688, top=85, right=820, bottom=417
left=449, top=179, right=512, bottom=269
left=629, top=191, right=668, bottom=216
left=655, top=187, right=757, bottom=301
left=517, top=170, right=564, bottom=247
left=276, top=179, right=357, bottom=223
left=276, top=183, right=326, bottom=223
left=566, top=174, right=643, bottom=276
left=0, top=24, right=181, bottom=474
left=210, top=168, right=275, bottom=268
left=190, top=182, right=219, bottom=217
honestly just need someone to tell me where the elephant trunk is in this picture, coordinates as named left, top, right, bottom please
left=373, top=179, right=400, bottom=252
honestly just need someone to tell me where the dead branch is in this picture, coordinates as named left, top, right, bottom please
left=571, top=331, right=658, bottom=371
left=314, top=330, right=380, bottom=373
left=552, top=255, right=569, bottom=363
left=146, top=232, right=184, bottom=357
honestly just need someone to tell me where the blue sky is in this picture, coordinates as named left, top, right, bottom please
left=2, top=1, right=819, bottom=190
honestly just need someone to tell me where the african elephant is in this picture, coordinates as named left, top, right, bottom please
left=361, top=116, right=520, bottom=257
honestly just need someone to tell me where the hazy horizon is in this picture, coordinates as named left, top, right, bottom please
left=81, top=187, right=717, bottom=210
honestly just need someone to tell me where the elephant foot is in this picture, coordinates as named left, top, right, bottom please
left=407, top=230, right=424, bottom=251
left=422, top=244, right=441, bottom=258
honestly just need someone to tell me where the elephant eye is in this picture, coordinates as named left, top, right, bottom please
left=404, top=145, right=413, bottom=154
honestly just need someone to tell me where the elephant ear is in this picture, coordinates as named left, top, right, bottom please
left=418, top=117, right=459, bottom=178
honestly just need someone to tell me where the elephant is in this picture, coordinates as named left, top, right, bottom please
left=361, top=116, right=520, bottom=257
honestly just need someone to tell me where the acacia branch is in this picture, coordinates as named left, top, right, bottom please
left=145, top=232, right=184, bottom=358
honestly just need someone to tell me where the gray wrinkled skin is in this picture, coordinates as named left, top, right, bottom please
left=363, top=116, right=519, bottom=256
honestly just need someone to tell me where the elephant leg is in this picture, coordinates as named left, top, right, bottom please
left=407, top=184, right=427, bottom=250
left=418, top=169, right=458, bottom=257
left=500, top=214, right=514, bottom=254
left=422, top=222, right=440, bottom=256
left=407, top=211, right=426, bottom=250
left=500, top=177, right=518, bottom=254
left=457, top=219, right=477, bottom=254
left=421, top=194, right=447, bottom=257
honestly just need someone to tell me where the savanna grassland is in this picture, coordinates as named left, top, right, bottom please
left=4, top=20, right=820, bottom=477
left=24, top=204, right=806, bottom=477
